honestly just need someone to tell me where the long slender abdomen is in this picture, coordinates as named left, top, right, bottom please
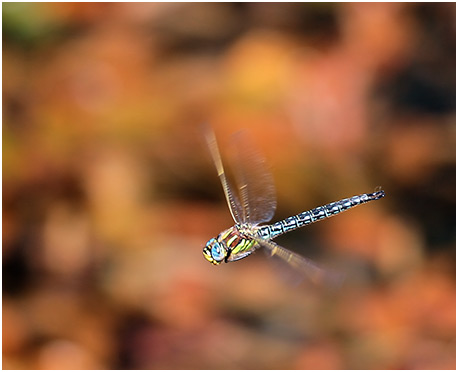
left=257, top=190, right=385, bottom=240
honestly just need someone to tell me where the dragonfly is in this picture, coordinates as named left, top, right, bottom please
left=202, top=128, right=385, bottom=286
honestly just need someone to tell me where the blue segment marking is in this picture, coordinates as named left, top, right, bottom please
left=282, top=216, right=298, bottom=232
left=270, top=221, right=283, bottom=237
left=350, top=196, right=361, bottom=206
left=296, top=211, right=312, bottom=225
left=340, top=199, right=352, bottom=210
left=311, top=206, right=326, bottom=220
left=257, top=226, right=270, bottom=239
left=324, top=202, right=341, bottom=216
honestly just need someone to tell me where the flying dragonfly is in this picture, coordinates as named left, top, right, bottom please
left=202, top=128, right=385, bottom=286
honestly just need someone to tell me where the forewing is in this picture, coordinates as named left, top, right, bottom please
left=204, top=127, right=244, bottom=224
left=229, top=132, right=277, bottom=225
left=255, top=237, right=344, bottom=288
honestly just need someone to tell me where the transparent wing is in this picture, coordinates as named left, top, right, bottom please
left=255, top=237, right=344, bottom=288
left=229, top=131, right=277, bottom=225
left=204, top=126, right=244, bottom=224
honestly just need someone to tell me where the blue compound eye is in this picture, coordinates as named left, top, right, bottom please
left=211, top=243, right=225, bottom=261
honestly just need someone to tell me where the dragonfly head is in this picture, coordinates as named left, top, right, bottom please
left=203, top=238, right=227, bottom=265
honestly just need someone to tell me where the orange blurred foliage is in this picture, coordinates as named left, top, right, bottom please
left=3, top=2, right=455, bottom=369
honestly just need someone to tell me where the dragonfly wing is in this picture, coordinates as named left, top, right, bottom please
left=204, top=126, right=244, bottom=224
left=229, top=131, right=277, bottom=225
left=255, top=237, right=344, bottom=288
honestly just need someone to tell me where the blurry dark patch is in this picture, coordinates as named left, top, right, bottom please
left=373, top=3, right=455, bottom=115
left=149, top=3, right=248, bottom=58
left=224, top=308, right=307, bottom=343
left=115, top=312, right=159, bottom=369
left=5, top=172, right=87, bottom=221
left=395, top=164, right=456, bottom=253
left=413, top=2, right=456, bottom=54
left=3, top=172, right=88, bottom=294
left=285, top=3, right=341, bottom=47
left=27, top=333, right=55, bottom=351
left=149, top=3, right=340, bottom=57
left=150, top=159, right=224, bottom=203
left=3, top=94, right=29, bottom=128
left=377, top=63, right=456, bottom=114
left=247, top=3, right=340, bottom=48
left=224, top=308, right=264, bottom=331
left=3, top=234, right=32, bottom=295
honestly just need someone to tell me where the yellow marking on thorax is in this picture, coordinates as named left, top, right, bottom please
left=220, top=229, right=232, bottom=240
left=227, top=235, right=238, bottom=246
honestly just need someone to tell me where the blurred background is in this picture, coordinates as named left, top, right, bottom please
left=2, top=2, right=456, bottom=369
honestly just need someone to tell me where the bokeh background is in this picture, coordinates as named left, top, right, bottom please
left=3, top=2, right=456, bottom=370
